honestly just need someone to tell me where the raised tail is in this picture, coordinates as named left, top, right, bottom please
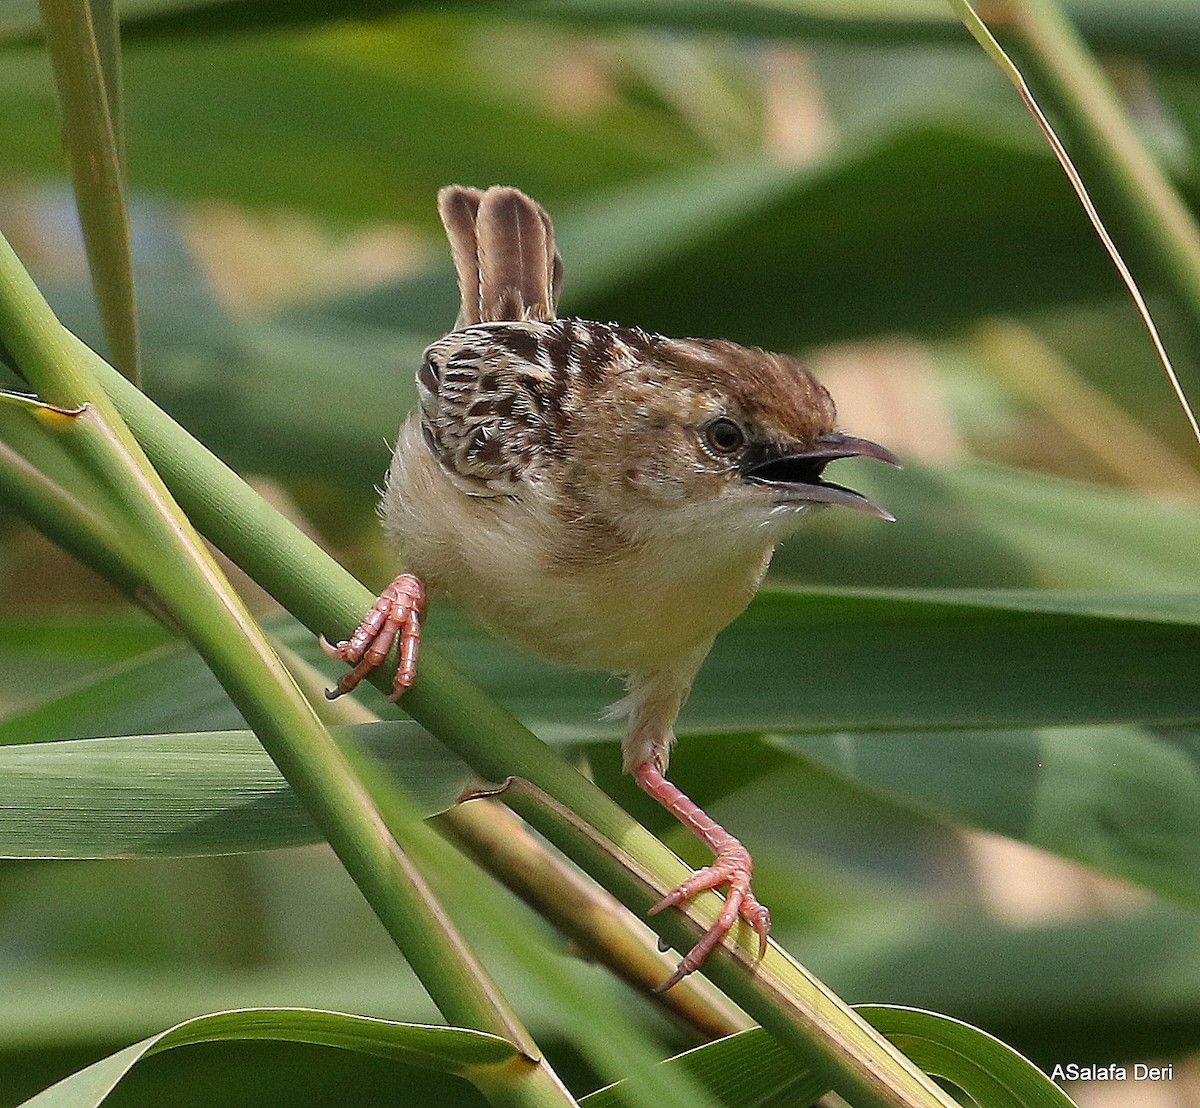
left=437, top=185, right=563, bottom=328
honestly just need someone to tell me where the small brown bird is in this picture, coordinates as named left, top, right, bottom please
left=324, top=185, right=897, bottom=988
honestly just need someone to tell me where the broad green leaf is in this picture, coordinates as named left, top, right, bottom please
left=146, top=316, right=423, bottom=491
left=0, top=0, right=955, bottom=45
left=582, top=1008, right=1073, bottom=1108
left=592, top=718, right=1200, bottom=928
left=16, top=1007, right=517, bottom=1108
left=38, top=0, right=139, bottom=382
left=0, top=618, right=388, bottom=746
left=432, top=587, right=1200, bottom=742
left=0, top=637, right=256, bottom=744
left=492, top=0, right=1200, bottom=67
left=8, top=1042, right=491, bottom=1108
left=767, top=459, right=1200, bottom=590
left=6, top=589, right=1200, bottom=907
left=0, top=720, right=474, bottom=858
left=778, top=724, right=1200, bottom=909
left=676, top=587, right=1200, bottom=736
left=556, top=129, right=1187, bottom=350
left=0, top=612, right=168, bottom=713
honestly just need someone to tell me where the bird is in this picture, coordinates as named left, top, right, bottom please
left=323, top=185, right=898, bottom=989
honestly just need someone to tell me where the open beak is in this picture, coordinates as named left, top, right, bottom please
left=742, top=432, right=900, bottom=521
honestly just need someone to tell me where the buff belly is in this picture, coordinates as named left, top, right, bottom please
left=382, top=418, right=773, bottom=676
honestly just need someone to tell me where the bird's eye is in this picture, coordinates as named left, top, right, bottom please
left=704, top=417, right=745, bottom=455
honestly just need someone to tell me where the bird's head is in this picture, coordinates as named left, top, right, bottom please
left=570, top=334, right=897, bottom=537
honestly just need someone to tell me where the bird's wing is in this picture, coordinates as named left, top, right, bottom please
left=416, top=322, right=566, bottom=496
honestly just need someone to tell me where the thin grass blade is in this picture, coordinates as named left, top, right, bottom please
left=951, top=0, right=1199, bottom=444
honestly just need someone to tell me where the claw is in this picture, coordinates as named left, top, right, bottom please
left=322, top=574, right=426, bottom=700
left=634, top=760, right=770, bottom=988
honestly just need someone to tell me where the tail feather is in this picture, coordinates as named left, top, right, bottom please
left=437, top=184, right=561, bottom=328
left=437, top=185, right=484, bottom=329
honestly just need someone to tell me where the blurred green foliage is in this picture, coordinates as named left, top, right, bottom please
left=2, top=1, right=1200, bottom=1105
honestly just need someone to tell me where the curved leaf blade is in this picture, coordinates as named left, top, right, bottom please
left=582, top=1007, right=1074, bottom=1108
left=17, top=1007, right=518, bottom=1108
left=860, top=1006, right=1075, bottom=1107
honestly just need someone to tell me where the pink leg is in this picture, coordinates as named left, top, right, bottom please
left=634, top=760, right=770, bottom=990
left=321, top=574, right=426, bottom=701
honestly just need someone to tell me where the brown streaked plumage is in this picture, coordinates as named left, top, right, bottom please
left=324, top=185, right=899, bottom=989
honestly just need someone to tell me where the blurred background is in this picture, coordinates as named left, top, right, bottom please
left=1, top=3, right=1199, bottom=1106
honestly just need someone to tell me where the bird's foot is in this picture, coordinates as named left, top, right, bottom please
left=321, top=574, right=426, bottom=701
left=634, top=760, right=771, bottom=990
left=648, top=838, right=770, bottom=991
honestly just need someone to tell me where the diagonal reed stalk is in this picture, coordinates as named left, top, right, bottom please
left=37, top=0, right=140, bottom=384
left=0, top=232, right=578, bottom=1108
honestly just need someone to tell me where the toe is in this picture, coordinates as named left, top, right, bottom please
left=742, top=898, right=771, bottom=964
left=649, top=855, right=741, bottom=916
left=651, top=850, right=772, bottom=986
